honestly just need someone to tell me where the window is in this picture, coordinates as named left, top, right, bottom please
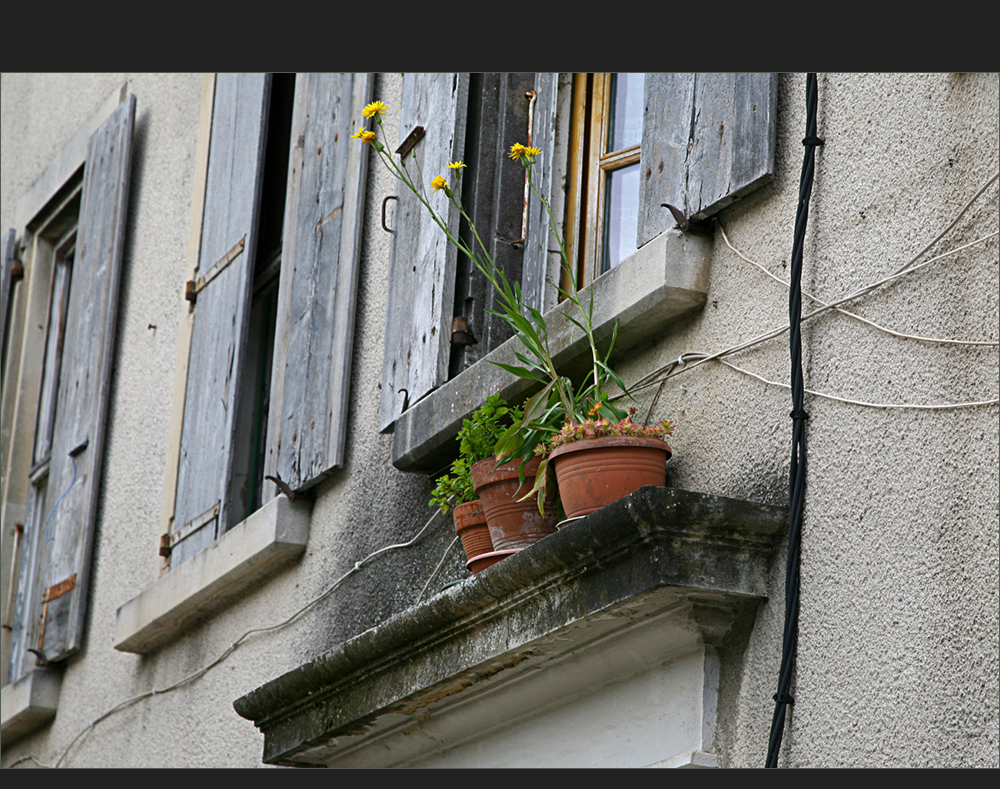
left=114, top=73, right=372, bottom=654
left=565, top=73, right=646, bottom=285
left=1, top=92, right=134, bottom=741
left=384, top=73, right=779, bottom=474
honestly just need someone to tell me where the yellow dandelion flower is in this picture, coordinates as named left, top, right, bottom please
left=508, top=143, right=528, bottom=161
left=351, top=127, right=378, bottom=144
left=362, top=100, right=388, bottom=119
left=431, top=175, right=448, bottom=192
left=447, top=161, right=467, bottom=170
left=509, top=143, right=542, bottom=162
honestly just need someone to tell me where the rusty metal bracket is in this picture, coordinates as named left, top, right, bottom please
left=396, top=126, right=425, bottom=158
left=158, top=533, right=172, bottom=558
left=265, top=473, right=296, bottom=503
left=11, top=258, right=24, bottom=281
left=185, top=236, right=246, bottom=304
left=382, top=195, right=397, bottom=233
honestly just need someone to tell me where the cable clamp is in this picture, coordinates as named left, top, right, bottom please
left=773, top=691, right=795, bottom=705
left=789, top=409, right=810, bottom=421
left=802, top=135, right=825, bottom=147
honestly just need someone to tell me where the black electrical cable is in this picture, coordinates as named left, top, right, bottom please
left=765, top=72, right=823, bottom=768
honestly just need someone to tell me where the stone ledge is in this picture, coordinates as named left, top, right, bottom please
left=1, top=667, right=62, bottom=746
left=114, top=495, right=311, bottom=654
left=390, top=228, right=711, bottom=473
left=234, top=486, right=786, bottom=767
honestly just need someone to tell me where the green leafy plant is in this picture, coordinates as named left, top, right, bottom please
left=358, top=101, right=641, bottom=510
left=428, top=394, right=522, bottom=513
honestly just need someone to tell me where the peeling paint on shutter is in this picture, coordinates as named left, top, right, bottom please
left=170, top=74, right=269, bottom=567
left=265, top=73, right=372, bottom=491
left=638, top=73, right=777, bottom=247
left=8, top=95, right=135, bottom=672
left=379, top=73, right=470, bottom=432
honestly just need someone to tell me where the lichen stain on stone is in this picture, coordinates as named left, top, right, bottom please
left=388, top=652, right=533, bottom=717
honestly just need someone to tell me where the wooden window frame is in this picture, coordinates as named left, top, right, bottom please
left=564, top=73, right=644, bottom=289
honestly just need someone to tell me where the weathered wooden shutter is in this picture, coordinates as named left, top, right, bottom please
left=637, top=73, right=778, bottom=246
left=264, top=73, right=372, bottom=491
left=0, top=228, right=16, bottom=365
left=8, top=95, right=135, bottom=673
left=379, top=73, right=470, bottom=432
left=170, top=74, right=269, bottom=567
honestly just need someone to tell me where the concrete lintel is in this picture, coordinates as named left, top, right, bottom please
left=391, top=228, right=711, bottom=473
left=16, top=82, right=130, bottom=232
left=114, top=495, right=311, bottom=654
left=0, top=667, right=62, bottom=746
left=234, top=486, right=786, bottom=767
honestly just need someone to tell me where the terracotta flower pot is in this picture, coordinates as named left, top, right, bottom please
left=466, top=548, right=518, bottom=574
left=548, top=435, right=671, bottom=519
left=470, top=457, right=559, bottom=551
left=452, top=499, right=493, bottom=563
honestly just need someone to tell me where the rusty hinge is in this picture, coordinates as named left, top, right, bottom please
left=172, top=502, right=220, bottom=547
left=11, top=258, right=24, bottom=281
left=38, top=573, right=77, bottom=651
left=42, top=574, right=77, bottom=604
left=396, top=126, right=425, bottom=158
left=186, top=237, right=245, bottom=304
left=159, top=533, right=172, bottom=558
left=451, top=316, right=476, bottom=346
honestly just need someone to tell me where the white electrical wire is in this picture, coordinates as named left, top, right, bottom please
left=8, top=507, right=445, bottom=769
left=630, top=169, right=999, bottom=396
left=716, top=357, right=999, bottom=410
left=716, top=220, right=999, bottom=347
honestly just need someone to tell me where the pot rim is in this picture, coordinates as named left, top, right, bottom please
left=548, top=434, right=672, bottom=461
left=470, top=455, right=543, bottom=486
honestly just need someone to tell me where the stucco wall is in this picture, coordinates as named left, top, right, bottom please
left=1, top=72, right=996, bottom=768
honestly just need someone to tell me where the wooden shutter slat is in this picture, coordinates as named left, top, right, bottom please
left=522, top=72, right=560, bottom=315
left=266, top=73, right=372, bottom=491
left=171, top=73, right=269, bottom=567
left=638, top=73, right=777, bottom=247
left=379, top=73, right=470, bottom=432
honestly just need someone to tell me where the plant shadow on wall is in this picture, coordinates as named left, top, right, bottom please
left=357, top=101, right=675, bottom=571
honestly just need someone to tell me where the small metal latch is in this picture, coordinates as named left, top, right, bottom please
left=396, top=126, right=425, bottom=158
left=159, top=533, right=172, bottom=558
left=451, top=317, right=476, bottom=346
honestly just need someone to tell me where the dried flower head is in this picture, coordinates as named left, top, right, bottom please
left=352, top=127, right=377, bottom=144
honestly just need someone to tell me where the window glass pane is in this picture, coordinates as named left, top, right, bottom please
left=608, top=73, right=644, bottom=152
left=602, top=162, right=640, bottom=272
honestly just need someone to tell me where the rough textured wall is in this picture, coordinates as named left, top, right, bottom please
left=1, top=72, right=996, bottom=768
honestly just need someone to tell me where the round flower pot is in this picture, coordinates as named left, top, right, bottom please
left=466, top=548, right=519, bottom=574
left=470, top=457, right=559, bottom=551
left=548, top=435, right=671, bottom=519
left=452, top=499, right=493, bottom=563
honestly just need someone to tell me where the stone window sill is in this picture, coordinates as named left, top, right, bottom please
left=234, top=486, right=787, bottom=768
left=0, top=667, right=62, bottom=746
left=390, top=228, right=712, bottom=473
left=114, top=495, right=311, bottom=655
